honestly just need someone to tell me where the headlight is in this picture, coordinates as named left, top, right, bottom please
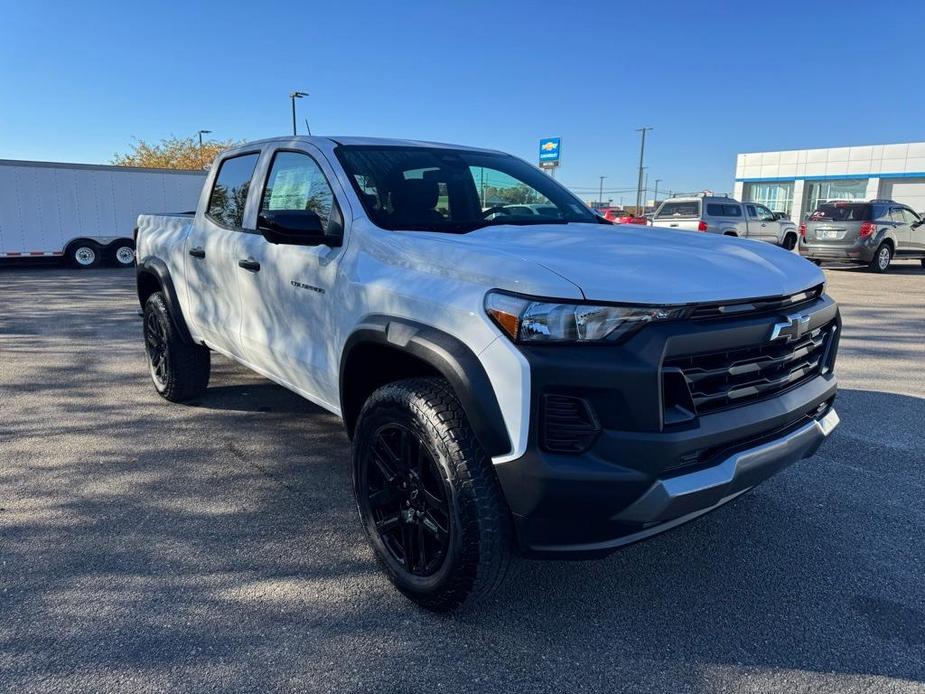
left=484, top=291, right=684, bottom=343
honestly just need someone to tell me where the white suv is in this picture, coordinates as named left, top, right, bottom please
left=135, top=136, right=840, bottom=610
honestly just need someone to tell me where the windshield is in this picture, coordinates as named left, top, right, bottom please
left=336, top=145, right=599, bottom=232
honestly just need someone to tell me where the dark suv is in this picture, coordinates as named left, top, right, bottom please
left=799, top=199, right=925, bottom=273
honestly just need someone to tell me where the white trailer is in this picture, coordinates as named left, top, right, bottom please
left=0, top=159, right=206, bottom=268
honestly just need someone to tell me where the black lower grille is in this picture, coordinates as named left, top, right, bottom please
left=663, top=321, right=837, bottom=416
left=541, top=394, right=601, bottom=453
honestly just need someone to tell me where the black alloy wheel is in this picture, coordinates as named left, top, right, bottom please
left=144, top=307, right=169, bottom=390
left=362, top=423, right=452, bottom=577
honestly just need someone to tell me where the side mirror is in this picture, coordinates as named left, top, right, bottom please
left=257, top=210, right=329, bottom=246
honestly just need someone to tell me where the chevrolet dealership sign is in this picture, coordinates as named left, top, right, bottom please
left=539, top=137, right=561, bottom=167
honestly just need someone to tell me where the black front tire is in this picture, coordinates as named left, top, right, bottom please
left=353, top=377, right=511, bottom=611
left=868, top=243, right=892, bottom=273
left=143, top=292, right=210, bottom=402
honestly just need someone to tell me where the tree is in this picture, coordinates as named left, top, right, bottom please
left=111, top=135, right=243, bottom=170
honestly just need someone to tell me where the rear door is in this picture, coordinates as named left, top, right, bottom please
left=184, top=151, right=260, bottom=355
left=889, top=207, right=914, bottom=254
left=905, top=208, right=925, bottom=253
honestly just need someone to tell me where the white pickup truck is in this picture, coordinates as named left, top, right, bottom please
left=135, top=136, right=841, bottom=610
left=652, top=195, right=800, bottom=250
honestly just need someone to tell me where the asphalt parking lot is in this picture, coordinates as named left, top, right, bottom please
left=1, top=262, right=924, bottom=693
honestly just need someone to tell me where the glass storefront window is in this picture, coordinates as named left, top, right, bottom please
left=745, top=182, right=794, bottom=216
left=803, top=179, right=868, bottom=219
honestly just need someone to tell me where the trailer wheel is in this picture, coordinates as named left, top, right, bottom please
left=67, top=241, right=102, bottom=269
left=109, top=241, right=136, bottom=268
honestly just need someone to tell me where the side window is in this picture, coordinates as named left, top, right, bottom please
left=890, top=208, right=909, bottom=225
left=207, top=153, right=259, bottom=228
left=260, top=151, right=337, bottom=229
left=756, top=205, right=775, bottom=221
left=746, top=204, right=757, bottom=218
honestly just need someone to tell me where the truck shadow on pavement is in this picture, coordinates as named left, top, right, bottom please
left=1, top=268, right=924, bottom=692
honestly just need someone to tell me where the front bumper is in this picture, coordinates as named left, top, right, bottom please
left=494, top=295, right=840, bottom=558
left=615, top=407, right=838, bottom=525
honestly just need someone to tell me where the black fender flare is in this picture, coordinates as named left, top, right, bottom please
left=136, top=256, right=195, bottom=345
left=340, top=317, right=512, bottom=457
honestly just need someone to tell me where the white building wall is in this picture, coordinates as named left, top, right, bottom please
left=735, top=141, right=925, bottom=219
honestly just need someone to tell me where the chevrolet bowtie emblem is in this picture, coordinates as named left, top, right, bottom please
left=770, top=314, right=811, bottom=343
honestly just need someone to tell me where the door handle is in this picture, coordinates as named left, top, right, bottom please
left=189, top=247, right=206, bottom=258
left=238, top=258, right=261, bottom=272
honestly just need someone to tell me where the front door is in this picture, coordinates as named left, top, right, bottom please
left=185, top=152, right=260, bottom=355
left=235, top=147, right=347, bottom=409
left=746, top=203, right=781, bottom=242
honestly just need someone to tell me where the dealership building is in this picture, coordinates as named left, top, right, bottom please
left=733, top=141, right=925, bottom=222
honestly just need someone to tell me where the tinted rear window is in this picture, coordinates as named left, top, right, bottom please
left=656, top=201, right=700, bottom=218
left=208, top=153, right=260, bottom=228
left=706, top=203, right=742, bottom=217
left=809, top=203, right=872, bottom=222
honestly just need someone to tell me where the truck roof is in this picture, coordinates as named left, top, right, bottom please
left=223, top=135, right=503, bottom=155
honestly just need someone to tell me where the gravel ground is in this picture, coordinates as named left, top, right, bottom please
left=1, top=262, right=923, bottom=693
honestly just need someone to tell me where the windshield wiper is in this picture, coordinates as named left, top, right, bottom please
left=472, top=217, right=569, bottom=230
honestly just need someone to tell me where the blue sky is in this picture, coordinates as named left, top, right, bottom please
left=1, top=0, right=923, bottom=199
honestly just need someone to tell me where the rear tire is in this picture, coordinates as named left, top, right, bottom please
left=353, top=377, right=511, bottom=611
left=109, top=241, right=136, bottom=268
left=782, top=233, right=797, bottom=251
left=868, top=243, right=892, bottom=273
left=67, top=241, right=102, bottom=269
left=143, top=292, right=210, bottom=402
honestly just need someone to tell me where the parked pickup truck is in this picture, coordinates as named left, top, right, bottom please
left=136, top=136, right=841, bottom=610
left=652, top=195, right=800, bottom=250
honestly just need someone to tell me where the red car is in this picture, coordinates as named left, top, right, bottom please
left=600, top=208, right=647, bottom=225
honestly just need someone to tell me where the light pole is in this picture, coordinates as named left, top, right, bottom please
left=634, top=127, right=653, bottom=214
left=289, top=91, right=308, bottom=136
left=598, top=176, right=606, bottom=208
left=197, top=130, right=212, bottom=168
left=654, top=178, right=662, bottom=207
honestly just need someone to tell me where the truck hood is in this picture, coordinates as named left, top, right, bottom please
left=442, top=222, right=825, bottom=304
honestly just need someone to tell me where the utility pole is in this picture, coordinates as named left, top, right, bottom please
left=634, top=127, right=653, bottom=214
left=197, top=129, right=212, bottom=168
left=654, top=178, right=662, bottom=207
left=642, top=169, right=648, bottom=213
left=289, top=91, right=308, bottom=136
left=598, top=176, right=606, bottom=208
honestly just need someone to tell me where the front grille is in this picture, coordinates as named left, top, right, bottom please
left=541, top=394, right=601, bottom=453
left=688, top=284, right=824, bottom=321
left=663, top=321, right=836, bottom=416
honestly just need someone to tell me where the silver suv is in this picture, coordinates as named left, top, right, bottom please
left=799, top=199, right=925, bottom=273
left=652, top=195, right=799, bottom=249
